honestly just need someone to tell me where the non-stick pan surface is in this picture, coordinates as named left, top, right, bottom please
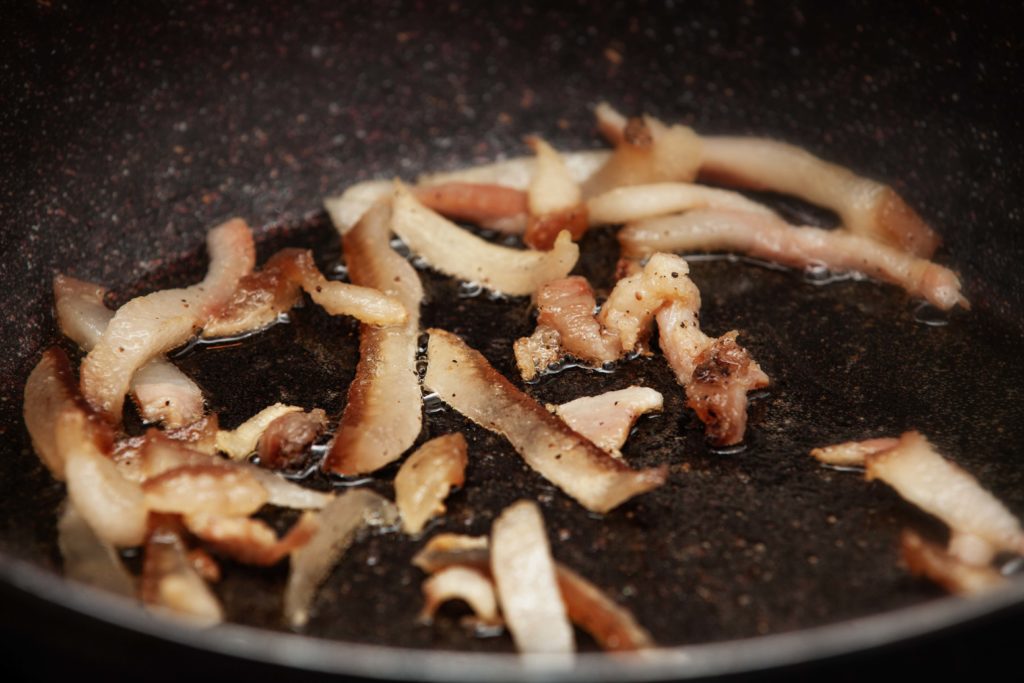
left=2, top=1, right=1023, bottom=680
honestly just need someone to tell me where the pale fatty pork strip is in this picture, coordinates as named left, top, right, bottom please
left=423, top=328, right=667, bottom=514
left=619, top=209, right=967, bottom=310
left=323, top=200, right=424, bottom=475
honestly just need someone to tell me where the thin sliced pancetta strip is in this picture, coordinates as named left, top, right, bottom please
left=700, top=136, right=941, bottom=257
left=58, top=502, right=135, bottom=597
left=554, top=387, right=664, bottom=457
left=395, top=433, right=468, bottom=535
left=184, top=512, right=318, bottom=566
left=583, top=104, right=702, bottom=198
left=58, top=410, right=148, bottom=547
left=810, top=437, right=900, bottom=467
left=901, top=529, right=1006, bottom=596
left=865, top=431, right=1024, bottom=555
left=284, top=489, right=399, bottom=628
left=417, top=151, right=610, bottom=192
left=586, top=182, right=775, bottom=226
left=141, top=522, right=223, bottom=625
left=216, top=403, right=304, bottom=460
left=491, top=500, right=575, bottom=657
left=419, top=566, right=502, bottom=627
left=390, top=184, right=579, bottom=296
left=524, top=137, right=588, bottom=250
left=323, top=200, right=424, bottom=475
left=80, top=218, right=255, bottom=422
left=54, top=275, right=204, bottom=428
left=424, top=329, right=666, bottom=513
left=24, top=347, right=113, bottom=479
left=619, top=209, right=968, bottom=311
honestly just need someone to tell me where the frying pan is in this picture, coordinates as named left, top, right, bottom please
left=2, top=1, right=1023, bottom=680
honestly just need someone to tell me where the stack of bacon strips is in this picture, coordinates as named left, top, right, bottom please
left=23, top=101, right=987, bottom=652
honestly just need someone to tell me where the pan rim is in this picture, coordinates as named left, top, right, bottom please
left=3, top=551, right=1022, bottom=681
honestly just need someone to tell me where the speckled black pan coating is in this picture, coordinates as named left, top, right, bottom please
left=1, top=1, right=1023, bottom=680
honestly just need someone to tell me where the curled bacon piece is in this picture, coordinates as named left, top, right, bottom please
left=415, top=182, right=528, bottom=234
left=395, top=433, right=468, bottom=535
left=55, top=275, right=204, bottom=427
left=184, top=512, right=318, bottom=566
left=257, top=408, right=327, bottom=470
left=141, top=521, right=223, bottom=625
left=80, top=218, right=256, bottom=423
left=619, top=209, right=968, bottom=311
left=865, top=431, right=1024, bottom=556
left=554, top=386, right=664, bottom=458
left=284, top=489, right=399, bottom=628
left=700, top=136, right=941, bottom=257
left=419, top=566, right=502, bottom=628
left=324, top=179, right=394, bottom=235
left=901, top=529, right=1006, bottom=596
left=424, top=328, right=666, bottom=513
left=524, top=137, right=588, bottom=250
left=323, top=200, right=424, bottom=475
left=142, top=464, right=268, bottom=518
left=390, top=184, right=579, bottom=296
left=417, top=151, right=610, bottom=192
left=584, top=103, right=702, bottom=198
left=216, top=403, right=304, bottom=461
left=491, top=500, right=575, bottom=657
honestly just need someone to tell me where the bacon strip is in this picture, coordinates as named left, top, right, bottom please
left=419, top=566, right=502, bottom=627
left=390, top=184, right=579, bottom=296
left=415, top=182, right=528, bottom=233
left=417, top=151, right=610, bottom=192
left=865, top=431, right=1024, bottom=555
left=810, top=437, right=900, bottom=467
left=586, top=182, right=775, bottom=226
left=284, top=489, right=399, bottom=628
left=524, top=137, right=588, bottom=249
left=323, top=200, right=424, bottom=475
left=554, top=387, right=664, bottom=457
left=491, top=500, right=575, bottom=657
left=257, top=408, right=328, bottom=470
left=583, top=104, right=702, bottom=198
left=24, top=347, right=113, bottom=479
left=324, top=179, right=394, bottom=235
left=54, top=275, right=204, bottom=428
left=216, top=403, right=304, bottom=460
left=142, top=464, right=269, bottom=518
left=619, top=209, right=968, bottom=310
left=901, top=529, right=1006, bottom=595
left=141, top=522, right=223, bottom=625
left=184, top=512, right=318, bottom=566
left=700, top=136, right=941, bottom=257
left=80, top=218, right=256, bottom=422
left=395, top=433, right=468, bottom=535
left=424, top=328, right=666, bottom=513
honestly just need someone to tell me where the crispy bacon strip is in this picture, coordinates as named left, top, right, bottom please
left=24, top=347, right=113, bottom=479
left=700, top=136, right=941, bottom=257
left=620, top=209, right=968, bottom=311
left=586, top=182, right=775, bottom=226
left=865, top=431, right=1024, bottom=555
left=419, top=566, right=502, bottom=627
left=58, top=410, right=148, bottom=547
left=424, top=329, right=666, bottom=513
left=184, top=512, right=318, bottom=566
left=284, top=489, right=399, bottom=628
left=491, top=500, right=575, bottom=657
left=323, top=200, right=424, bottom=475
left=395, top=433, right=468, bottom=535
left=554, top=387, right=664, bottom=457
left=584, top=104, right=702, bottom=198
left=513, top=276, right=620, bottom=380
left=55, top=275, right=204, bottom=427
left=80, top=218, right=255, bottom=422
left=901, top=529, right=1006, bottom=595
left=141, top=522, right=223, bottom=625
left=390, top=184, right=579, bottom=296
